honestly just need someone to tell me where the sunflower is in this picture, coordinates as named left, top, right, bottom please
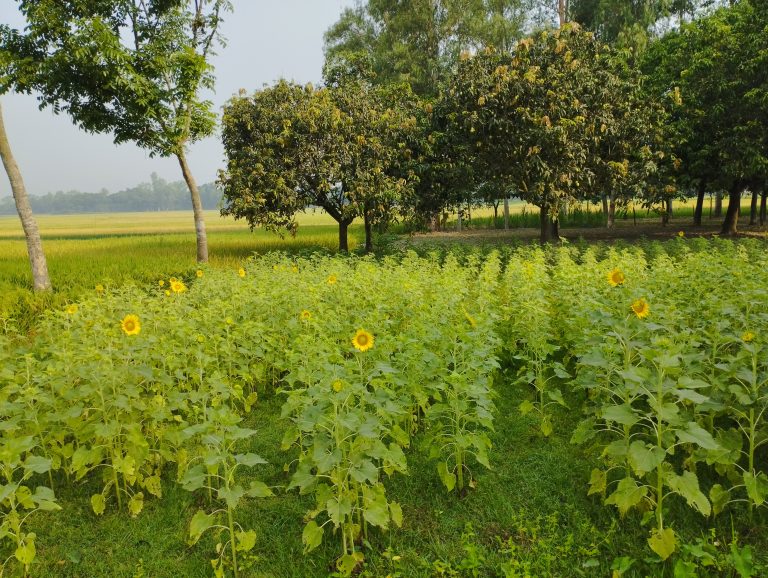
left=158, top=280, right=165, bottom=287
left=677, top=231, right=685, bottom=238
left=742, top=331, right=756, bottom=343
left=170, top=279, right=187, bottom=294
left=607, top=268, right=625, bottom=287
left=631, top=298, right=650, bottom=319
left=196, top=269, right=204, bottom=278
left=65, top=304, right=78, bottom=315
left=95, top=284, right=104, bottom=294
left=352, top=329, right=374, bottom=352
left=238, top=268, right=246, bottom=278
left=300, top=310, right=312, bottom=321
left=327, top=274, right=338, bottom=285
left=332, top=380, right=344, bottom=393
left=121, top=314, right=141, bottom=336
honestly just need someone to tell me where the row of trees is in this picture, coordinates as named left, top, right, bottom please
left=1, top=0, right=230, bottom=290
left=0, top=176, right=221, bottom=216
left=220, top=0, right=764, bottom=249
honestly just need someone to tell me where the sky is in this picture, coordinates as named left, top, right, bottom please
left=0, top=0, right=357, bottom=197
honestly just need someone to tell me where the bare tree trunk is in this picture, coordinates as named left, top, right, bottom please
left=504, top=197, right=509, bottom=230
left=0, top=101, right=51, bottom=291
left=558, top=0, right=567, bottom=27
left=761, top=190, right=767, bottom=226
left=714, top=191, right=723, bottom=217
left=177, top=149, right=208, bottom=263
left=601, top=194, right=609, bottom=224
left=749, top=190, right=758, bottom=225
left=693, top=182, right=705, bottom=226
left=364, top=203, right=373, bottom=253
left=666, top=198, right=673, bottom=223
left=720, top=183, right=742, bottom=236
left=607, top=192, right=616, bottom=229
left=338, top=219, right=351, bottom=252
left=539, top=201, right=552, bottom=244
left=457, top=210, right=462, bottom=232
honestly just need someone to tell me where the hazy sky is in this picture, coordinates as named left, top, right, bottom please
left=0, top=0, right=357, bottom=197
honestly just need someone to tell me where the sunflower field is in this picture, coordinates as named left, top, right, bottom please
left=1, top=238, right=767, bottom=577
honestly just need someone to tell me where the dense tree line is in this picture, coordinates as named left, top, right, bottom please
left=218, top=0, right=766, bottom=250
left=0, top=175, right=221, bottom=216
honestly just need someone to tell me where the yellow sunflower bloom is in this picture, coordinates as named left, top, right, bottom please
left=352, top=329, right=374, bottom=352
left=742, top=331, right=756, bottom=343
left=327, top=274, right=338, bottom=285
left=196, top=269, right=204, bottom=278
left=300, top=310, right=312, bottom=321
left=65, top=304, right=78, bottom=315
left=159, top=279, right=165, bottom=287
left=607, top=268, right=625, bottom=287
left=332, top=380, right=344, bottom=393
left=631, top=298, right=650, bottom=319
left=170, top=279, right=187, bottom=294
left=95, top=284, right=104, bottom=293
left=121, top=314, right=141, bottom=336
left=238, top=268, right=246, bottom=278
left=677, top=231, right=685, bottom=238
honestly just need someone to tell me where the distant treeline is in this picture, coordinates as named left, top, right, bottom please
left=0, top=173, right=222, bottom=215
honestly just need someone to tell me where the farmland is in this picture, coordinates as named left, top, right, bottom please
left=0, top=213, right=766, bottom=577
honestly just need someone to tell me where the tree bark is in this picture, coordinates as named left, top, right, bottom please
left=338, top=219, right=351, bottom=252
left=760, top=190, right=767, bottom=226
left=503, top=197, right=509, bottom=230
left=601, top=193, right=608, bottom=223
left=176, top=149, right=208, bottom=263
left=749, top=190, right=758, bottom=225
left=720, top=183, right=742, bottom=236
left=457, top=210, right=462, bottom=232
left=539, top=202, right=552, bottom=244
left=693, top=182, right=705, bottom=226
left=558, top=0, right=567, bottom=27
left=607, top=192, right=616, bottom=229
left=666, top=198, right=673, bottom=223
left=714, top=191, right=723, bottom=217
left=363, top=203, right=373, bottom=253
left=0, top=101, right=51, bottom=291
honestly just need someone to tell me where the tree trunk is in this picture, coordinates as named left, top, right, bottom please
left=720, top=183, right=742, bottom=236
left=601, top=193, right=608, bottom=223
left=503, top=197, right=509, bottom=230
left=493, top=202, right=499, bottom=226
left=0, top=101, right=51, bottom=291
left=693, top=182, right=705, bottom=226
left=539, top=203, right=551, bottom=244
left=457, top=210, right=462, bottom=232
left=749, top=190, right=758, bottom=225
left=551, top=217, right=560, bottom=240
left=607, top=192, right=616, bottom=229
left=338, top=219, right=351, bottom=252
left=714, top=191, right=723, bottom=217
left=558, top=0, right=567, bottom=27
left=666, top=198, right=673, bottom=223
left=364, top=204, right=373, bottom=253
left=760, top=191, right=767, bottom=226
left=176, top=149, right=208, bottom=263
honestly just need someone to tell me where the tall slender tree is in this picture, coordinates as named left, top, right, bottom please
left=1, top=0, right=230, bottom=262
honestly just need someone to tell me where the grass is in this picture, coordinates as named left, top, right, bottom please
left=0, top=210, right=360, bottom=330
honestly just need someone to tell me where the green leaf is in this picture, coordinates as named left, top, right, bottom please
left=128, top=492, right=144, bottom=518
left=336, top=552, right=364, bottom=577
left=24, top=455, right=52, bottom=475
left=234, top=453, right=267, bottom=467
left=437, top=461, right=456, bottom=492
left=709, top=484, right=729, bottom=515
left=605, top=477, right=647, bottom=515
left=14, top=536, right=36, bottom=566
left=188, top=510, right=216, bottom=545
left=90, top=494, right=106, bottom=516
left=302, top=520, right=323, bottom=553
left=730, top=543, right=755, bottom=578
left=218, top=485, right=246, bottom=510
left=667, top=471, right=710, bottom=516
left=587, top=468, right=607, bottom=496
left=676, top=422, right=719, bottom=450
left=540, top=416, right=553, bottom=437
left=601, top=404, right=639, bottom=426
left=326, top=495, right=352, bottom=526
left=628, top=441, right=666, bottom=476
left=245, top=481, right=274, bottom=498
left=389, top=501, right=403, bottom=528
left=648, top=527, right=677, bottom=560
left=235, top=529, right=257, bottom=552
left=519, top=400, right=535, bottom=415
left=743, top=472, right=768, bottom=506
left=547, top=388, right=568, bottom=407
